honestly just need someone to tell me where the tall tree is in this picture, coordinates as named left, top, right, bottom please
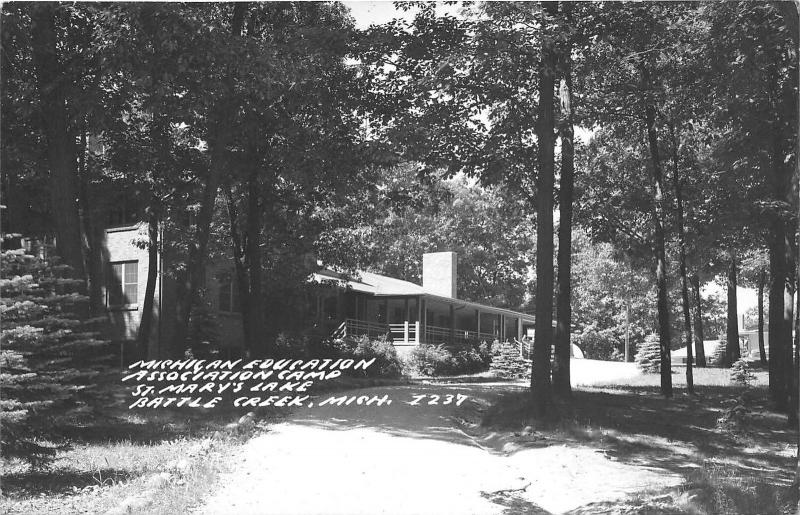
left=705, top=1, right=797, bottom=411
left=669, top=124, right=694, bottom=392
left=553, top=2, right=576, bottom=397
left=28, top=4, right=85, bottom=280
left=531, top=1, right=558, bottom=415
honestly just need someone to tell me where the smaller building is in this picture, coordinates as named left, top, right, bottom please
left=311, top=251, right=536, bottom=354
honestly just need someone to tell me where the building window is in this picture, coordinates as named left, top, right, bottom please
left=218, top=273, right=241, bottom=313
left=109, top=261, right=138, bottom=307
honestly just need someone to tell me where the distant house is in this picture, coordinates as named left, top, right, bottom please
left=311, top=251, right=536, bottom=355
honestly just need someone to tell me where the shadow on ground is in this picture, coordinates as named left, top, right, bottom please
left=1, top=468, right=133, bottom=496
left=284, top=379, right=796, bottom=514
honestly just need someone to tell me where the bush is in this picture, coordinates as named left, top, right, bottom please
left=186, top=297, right=221, bottom=358
left=710, top=339, right=727, bottom=367
left=635, top=333, right=661, bottom=373
left=573, top=329, right=619, bottom=360
left=730, top=358, right=755, bottom=387
left=273, top=331, right=340, bottom=359
left=274, top=332, right=309, bottom=358
left=408, top=343, right=491, bottom=376
left=334, top=335, right=403, bottom=378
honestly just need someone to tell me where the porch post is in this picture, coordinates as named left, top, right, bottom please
left=498, top=313, right=507, bottom=342
left=477, top=309, right=481, bottom=338
left=449, top=304, right=455, bottom=345
left=414, top=321, right=420, bottom=344
left=517, top=317, right=522, bottom=341
left=420, top=297, right=426, bottom=344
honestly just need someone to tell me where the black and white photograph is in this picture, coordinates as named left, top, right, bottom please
left=1, top=1, right=799, bottom=513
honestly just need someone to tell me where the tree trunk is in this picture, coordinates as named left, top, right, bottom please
left=642, top=66, right=672, bottom=398
left=726, top=251, right=740, bottom=367
left=758, top=271, right=767, bottom=365
left=670, top=124, right=693, bottom=393
left=531, top=0, right=558, bottom=416
left=172, top=4, right=247, bottom=357
left=245, top=171, right=267, bottom=357
left=77, top=126, right=105, bottom=315
left=785, top=250, right=796, bottom=424
left=137, top=213, right=159, bottom=360
left=225, top=187, right=252, bottom=354
left=690, top=274, right=707, bottom=367
left=769, top=225, right=787, bottom=407
left=553, top=9, right=574, bottom=397
left=790, top=273, right=799, bottom=426
left=29, top=4, right=86, bottom=279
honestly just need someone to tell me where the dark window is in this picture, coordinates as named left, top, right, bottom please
left=323, top=296, right=338, bottom=320
left=109, top=261, right=138, bottom=306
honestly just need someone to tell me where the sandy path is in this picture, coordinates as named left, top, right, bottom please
left=199, top=373, right=682, bottom=515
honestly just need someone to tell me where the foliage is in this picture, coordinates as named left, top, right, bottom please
left=271, top=332, right=403, bottom=378
left=570, top=232, right=655, bottom=359
left=273, top=332, right=312, bottom=359
left=0, top=249, right=109, bottom=464
left=572, top=330, right=619, bottom=361
left=185, top=295, right=221, bottom=354
left=634, top=333, right=662, bottom=374
left=409, top=343, right=491, bottom=377
left=334, top=335, right=403, bottom=378
left=710, top=338, right=727, bottom=368
left=320, top=167, right=536, bottom=310
left=729, top=359, right=755, bottom=387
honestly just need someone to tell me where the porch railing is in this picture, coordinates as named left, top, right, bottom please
left=423, top=324, right=495, bottom=346
left=333, top=318, right=498, bottom=347
left=332, top=318, right=390, bottom=340
left=388, top=322, right=420, bottom=344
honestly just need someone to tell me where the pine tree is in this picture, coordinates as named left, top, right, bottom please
left=635, top=333, right=662, bottom=373
left=730, top=358, right=755, bottom=387
left=711, top=338, right=727, bottom=367
left=1, top=246, right=110, bottom=464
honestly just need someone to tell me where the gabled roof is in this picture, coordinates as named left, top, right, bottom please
left=310, top=268, right=535, bottom=321
left=311, top=268, right=424, bottom=295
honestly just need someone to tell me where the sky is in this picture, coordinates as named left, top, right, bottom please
left=343, top=1, right=412, bottom=28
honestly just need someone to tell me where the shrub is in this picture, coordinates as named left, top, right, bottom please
left=635, top=333, right=661, bottom=373
left=574, top=330, right=619, bottom=360
left=489, top=340, right=530, bottom=378
left=334, top=335, right=403, bottom=378
left=274, top=332, right=309, bottom=358
left=186, top=297, right=221, bottom=358
left=409, top=343, right=491, bottom=376
left=408, top=344, right=453, bottom=376
left=710, top=339, right=727, bottom=367
left=730, top=358, right=755, bottom=387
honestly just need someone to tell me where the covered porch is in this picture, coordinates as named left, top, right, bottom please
left=329, top=292, right=535, bottom=348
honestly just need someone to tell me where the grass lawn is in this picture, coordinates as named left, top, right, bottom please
left=0, top=371, right=399, bottom=514
left=0, top=372, right=265, bottom=515
left=2, top=361, right=796, bottom=514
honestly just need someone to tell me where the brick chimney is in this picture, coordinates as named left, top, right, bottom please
left=422, top=251, right=457, bottom=298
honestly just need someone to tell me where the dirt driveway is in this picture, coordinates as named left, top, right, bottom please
left=198, top=376, right=682, bottom=515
